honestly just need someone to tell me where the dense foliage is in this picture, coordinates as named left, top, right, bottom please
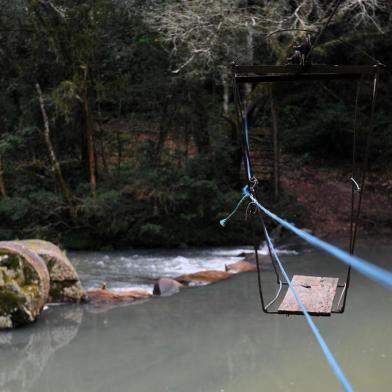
left=0, top=0, right=390, bottom=248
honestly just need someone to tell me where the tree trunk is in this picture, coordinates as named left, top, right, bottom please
left=96, top=100, right=109, bottom=176
left=0, top=156, right=7, bottom=198
left=221, top=70, right=229, bottom=116
left=36, top=83, right=72, bottom=205
left=155, top=100, right=169, bottom=164
left=245, top=24, right=254, bottom=100
left=97, top=121, right=109, bottom=176
left=270, top=86, right=280, bottom=198
left=82, top=73, right=97, bottom=197
left=116, top=129, right=122, bottom=173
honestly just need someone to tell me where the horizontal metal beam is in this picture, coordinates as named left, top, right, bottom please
left=235, top=73, right=361, bottom=83
left=233, top=64, right=379, bottom=76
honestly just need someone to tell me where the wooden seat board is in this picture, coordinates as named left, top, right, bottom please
left=278, top=275, right=339, bottom=316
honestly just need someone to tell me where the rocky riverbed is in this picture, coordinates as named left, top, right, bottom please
left=0, top=237, right=302, bottom=328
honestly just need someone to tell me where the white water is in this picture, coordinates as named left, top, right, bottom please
left=70, top=247, right=246, bottom=293
left=69, top=245, right=298, bottom=294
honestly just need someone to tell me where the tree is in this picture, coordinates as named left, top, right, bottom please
left=36, top=82, right=72, bottom=205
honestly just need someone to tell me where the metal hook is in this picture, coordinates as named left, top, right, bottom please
left=350, top=177, right=361, bottom=192
left=245, top=201, right=258, bottom=221
left=249, top=176, right=258, bottom=192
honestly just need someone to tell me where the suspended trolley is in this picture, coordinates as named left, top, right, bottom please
left=232, top=61, right=383, bottom=316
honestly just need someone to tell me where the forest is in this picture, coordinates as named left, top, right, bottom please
left=0, top=0, right=391, bottom=249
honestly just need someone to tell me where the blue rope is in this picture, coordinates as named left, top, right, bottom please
left=219, top=194, right=248, bottom=227
left=242, top=187, right=392, bottom=290
left=263, top=226, right=353, bottom=392
left=243, top=115, right=252, bottom=181
left=220, top=187, right=392, bottom=391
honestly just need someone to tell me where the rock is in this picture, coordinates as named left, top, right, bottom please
left=240, top=253, right=278, bottom=271
left=153, top=278, right=185, bottom=296
left=18, top=240, right=84, bottom=303
left=0, top=241, right=50, bottom=328
left=243, top=253, right=252, bottom=262
left=270, top=225, right=312, bottom=253
left=176, top=271, right=232, bottom=286
left=243, top=252, right=271, bottom=264
left=86, top=288, right=151, bottom=303
left=0, top=316, right=12, bottom=329
left=225, top=261, right=257, bottom=273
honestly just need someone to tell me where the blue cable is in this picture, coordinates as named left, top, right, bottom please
left=243, top=187, right=392, bottom=290
left=263, top=226, right=353, bottom=392
left=220, top=187, right=392, bottom=391
left=243, top=115, right=252, bottom=181
left=231, top=66, right=381, bottom=391
left=219, top=194, right=248, bottom=227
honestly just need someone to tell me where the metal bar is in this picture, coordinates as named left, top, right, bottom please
left=234, top=64, right=378, bottom=76
left=265, top=280, right=283, bottom=310
left=235, top=73, right=361, bottom=83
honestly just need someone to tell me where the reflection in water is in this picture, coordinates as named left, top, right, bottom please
left=83, top=297, right=151, bottom=314
left=0, top=305, right=82, bottom=392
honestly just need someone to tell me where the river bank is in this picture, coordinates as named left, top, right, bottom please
left=281, top=156, right=392, bottom=239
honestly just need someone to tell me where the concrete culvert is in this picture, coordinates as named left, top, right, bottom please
left=18, top=240, right=84, bottom=303
left=0, top=241, right=50, bottom=329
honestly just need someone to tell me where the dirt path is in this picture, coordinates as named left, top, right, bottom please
left=280, top=157, right=392, bottom=238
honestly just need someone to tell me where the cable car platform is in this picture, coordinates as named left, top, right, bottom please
left=278, top=275, right=339, bottom=316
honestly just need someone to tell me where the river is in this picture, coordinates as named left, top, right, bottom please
left=0, top=239, right=391, bottom=392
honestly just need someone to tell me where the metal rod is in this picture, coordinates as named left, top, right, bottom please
left=265, top=280, right=283, bottom=310
left=336, top=284, right=347, bottom=309
left=234, top=64, right=378, bottom=76
left=235, top=73, right=361, bottom=83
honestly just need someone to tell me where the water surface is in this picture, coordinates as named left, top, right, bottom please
left=1, top=240, right=392, bottom=392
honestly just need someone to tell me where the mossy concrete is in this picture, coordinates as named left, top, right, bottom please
left=19, top=240, right=84, bottom=303
left=0, top=242, right=50, bottom=328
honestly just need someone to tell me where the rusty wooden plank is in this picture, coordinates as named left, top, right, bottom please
left=278, top=275, right=339, bottom=316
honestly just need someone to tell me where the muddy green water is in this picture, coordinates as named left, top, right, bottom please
left=1, top=240, right=392, bottom=392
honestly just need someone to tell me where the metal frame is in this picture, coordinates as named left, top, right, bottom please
left=233, top=64, right=378, bottom=83
left=233, top=62, right=382, bottom=315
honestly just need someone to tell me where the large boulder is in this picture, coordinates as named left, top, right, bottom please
left=0, top=242, right=50, bottom=328
left=225, top=261, right=257, bottom=273
left=176, top=271, right=232, bottom=286
left=86, top=288, right=151, bottom=303
left=18, top=240, right=84, bottom=303
left=242, top=253, right=274, bottom=269
left=153, top=278, right=185, bottom=296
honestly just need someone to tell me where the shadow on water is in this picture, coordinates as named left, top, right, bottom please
left=1, top=241, right=392, bottom=392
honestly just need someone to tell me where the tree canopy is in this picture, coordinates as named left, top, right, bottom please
left=0, top=0, right=390, bottom=248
